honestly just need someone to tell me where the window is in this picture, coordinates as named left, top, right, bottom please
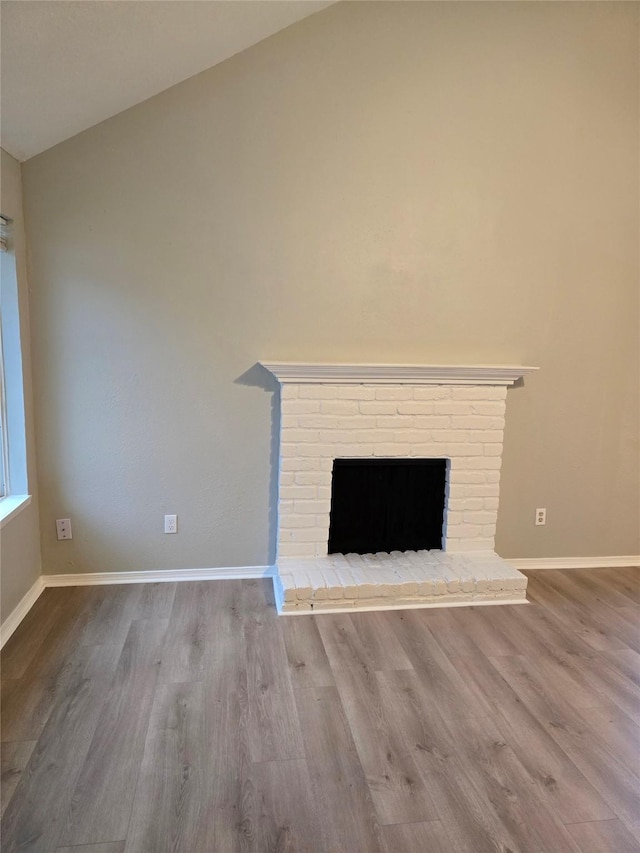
left=0, top=212, right=31, bottom=524
left=0, top=214, right=11, bottom=499
left=0, top=321, right=9, bottom=497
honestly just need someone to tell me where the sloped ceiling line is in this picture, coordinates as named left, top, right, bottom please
left=0, top=0, right=335, bottom=161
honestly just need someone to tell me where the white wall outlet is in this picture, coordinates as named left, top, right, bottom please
left=56, top=518, right=72, bottom=540
left=535, top=508, right=547, bottom=526
left=164, top=514, right=178, bottom=534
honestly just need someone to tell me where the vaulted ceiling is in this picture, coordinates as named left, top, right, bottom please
left=0, top=0, right=334, bottom=161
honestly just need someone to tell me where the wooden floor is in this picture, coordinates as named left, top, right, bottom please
left=1, top=568, right=639, bottom=852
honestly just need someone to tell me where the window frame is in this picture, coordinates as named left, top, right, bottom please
left=0, top=319, right=10, bottom=498
left=0, top=212, right=31, bottom=526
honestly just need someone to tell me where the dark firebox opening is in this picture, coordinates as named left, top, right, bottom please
left=327, top=458, right=447, bottom=555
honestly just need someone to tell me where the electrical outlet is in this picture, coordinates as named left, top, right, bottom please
left=164, top=514, right=178, bottom=534
left=56, top=518, right=72, bottom=540
left=535, top=508, right=546, bottom=526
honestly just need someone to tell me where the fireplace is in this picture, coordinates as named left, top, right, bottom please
left=260, top=363, right=538, bottom=613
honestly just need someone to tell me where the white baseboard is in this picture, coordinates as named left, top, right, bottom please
left=1, top=575, right=45, bottom=649
left=2, top=556, right=636, bottom=651
left=42, top=565, right=275, bottom=587
left=508, top=556, right=639, bottom=571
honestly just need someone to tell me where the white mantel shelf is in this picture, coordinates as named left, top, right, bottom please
left=260, top=362, right=539, bottom=386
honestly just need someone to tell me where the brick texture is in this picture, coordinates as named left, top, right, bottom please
left=276, top=550, right=528, bottom=613
left=276, top=383, right=508, bottom=558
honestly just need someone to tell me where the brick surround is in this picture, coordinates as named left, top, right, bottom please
left=277, top=382, right=508, bottom=558
left=261, top=363, right=538, bottom=613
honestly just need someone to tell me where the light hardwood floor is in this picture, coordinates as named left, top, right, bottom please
left=1, top=567, right=639, bottom=851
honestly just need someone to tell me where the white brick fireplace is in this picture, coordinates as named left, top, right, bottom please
left=261, top=363, right=538, bottom=613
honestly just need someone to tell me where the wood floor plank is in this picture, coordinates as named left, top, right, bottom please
left=568, top=646, right=640, bottom=724
left=57, top=845, right=125, bottom=853
left=196, top=659, right=252, bottom=852
left=0, top=647, right=117, bottom=851
left=590, top=568, right=640, bottom=605
left=315, top=611, right=412, bottom=674
left=158, top=581, right=208, bottom=684
left=243, top=580, right=305, bottom=763
left=77, top=584, right=144, bottom=647
left=388, top=608, right=486, bottom=719
left=533, top=570, right=639, bottom=653
left=418, top=605, right=518, bottom=660
left=600, top=647, right=640, bottom=688
left=450, top=648, right=615, bottom=823
left=381, top=819, right=453, bottom=853
left=614, top=605, right=640, bottom=632
left=191, top=580, right=253, bottom=852
left=139, top=581, right=255, bottom=853
left=344, top=610, right=414, bottom=671
left=136, top=582, right=177, bottom=621
left=294, top=686, right=384, bottom=853
left=1, top=674, right=63, bottom=743
left=375, top=669, right=522, bottom=853
left=493, top=597, right=598, bottom=662
left=450, top=605, right=522, bottom=657
left=413, top=607, right=484, bottom=660
left=577, top=705, right=640, bottom=776
left=491, top=654, right=640, bottom=827
left=60, top=618, right=169, bottom=847
left=1, top=740, right=36, bottom=818
left=566, top=569, right=640, bottom=611
left=1, top=603, right=122, bottom=745
left=437, top=711, right=582, bottom=852
left=566, top=818, right=640, bottom=853
left=486, top=603, right=616, bottom=713
left=124, top=681, right=206, bottom=853
left=251, top=758, right=324, bottom=853
left=463, top=733, right=581, bottom=850
left=0, top=589, right=66, bottom=679
left=333, top=664, right=438, bottom=825
left=280, top=613, right=336, bottom=689
left=17, top=587, right=101, bottom=682
left=380, top=664, right=580, bottom=852
left=619, top=606, right=640, bottom=634
left=624, top=820, right=640, bottom=846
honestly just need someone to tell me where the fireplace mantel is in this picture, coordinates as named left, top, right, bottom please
left=260, top=363, right=539, bottom=386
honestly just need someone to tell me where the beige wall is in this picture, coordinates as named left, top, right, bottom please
left=22, top=1, right=639, bottom=576
left=1, top=148, right=42, bottom=620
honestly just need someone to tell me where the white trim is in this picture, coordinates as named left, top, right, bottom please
left=278, top=598, right=529, bottom=616
left=260, top=362, right=539, bottom=386
left=42, top=565, right=275, bottom=587
left=1, top=557, right=635, bottom=646
left=0, top=320, right=10, bottom=497
left=0, top=494, right=31, bottom=527
left=0, top=575, right=45, bottom=649
left=508, top=556, right=640, bottom=570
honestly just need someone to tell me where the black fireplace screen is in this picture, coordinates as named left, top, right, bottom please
left=327, top=458, right=447, bottom=555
